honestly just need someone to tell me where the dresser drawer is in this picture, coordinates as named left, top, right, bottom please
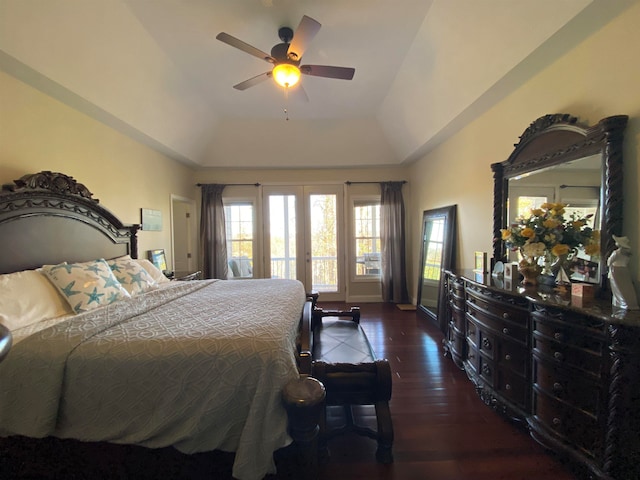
left=466, top=340, right=479, bottom=374
left=497, top=339, right=528, bottom=376
left=450, top=290, right=465, bottom=310
left=448, top=321, right=466, bottom=358
left=466, top=316, right=478, bottom=343
left=532, top=317, right=605, bottom=355
left=466, top=301, right=528, bottom=344
left=533, top=389, right=601, bottom=457
left=448, top=275, right=466, bottom=309
left=497, top=368, right=528, bottom=409
left=532, top=334, right=602, bottom=378
left=478, top=354, right=495, bottom=385
left=478, top=328, right=496, bottom=360
left=451, top=303, right=465, bottom=332
left=531, top=304, right=606, bottom=335
left=466, top=285, right=529, bottom=323
left=533, top=358, right=601, bottom=416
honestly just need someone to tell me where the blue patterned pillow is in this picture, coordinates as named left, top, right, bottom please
left=107, top=255, right=156, bottom=296
left=42, top=259, right=131, bottom=314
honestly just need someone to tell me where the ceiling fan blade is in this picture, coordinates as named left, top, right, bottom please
left=300, top=65, right=355, bottom=80
left=233, top=71, right=272, bottom=91
left=216, top=32, right=275, bottom=63
left=287, top=15, right=321, bottom=61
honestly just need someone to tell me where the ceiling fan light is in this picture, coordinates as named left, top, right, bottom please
left=273, top=63, right=300, bottom=88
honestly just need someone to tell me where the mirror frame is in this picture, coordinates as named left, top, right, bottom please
left=491, top=113, right=628, bottom=290
left=417, top=204, right=457, bottom=332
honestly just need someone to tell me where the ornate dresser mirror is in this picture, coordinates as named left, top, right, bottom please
left=491, top=114, right=628, bottom=290
left=417, top=205, right=456, bottom=332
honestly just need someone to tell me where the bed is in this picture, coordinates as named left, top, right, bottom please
left=0, top=171, right=319, bottom=480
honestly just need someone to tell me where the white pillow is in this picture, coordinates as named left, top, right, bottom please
left=42, top=259, right=131, bottom=314
left=107, top=255, right=157, bottom=295
left=135, top=259, right=171, bottom=284
left=0, top=269, right=73, bottom=331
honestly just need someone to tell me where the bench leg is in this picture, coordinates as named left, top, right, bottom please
left=374, top=400, right=394, bottom=463
left=318, top=405, right=330, bottom=463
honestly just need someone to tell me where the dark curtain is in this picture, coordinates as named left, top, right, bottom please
left=200, top=184, right=228, bottom=279
left=380, top=181, right=409, bottom=303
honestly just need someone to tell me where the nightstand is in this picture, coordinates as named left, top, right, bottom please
left=174, top=270, right=202, bottom=281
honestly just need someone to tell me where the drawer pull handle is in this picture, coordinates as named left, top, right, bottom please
left=505, top=354, right=512, bottom=361
left=554, top=351, right=564, bottom=362
left=482, top=338, right=492, bottom=350
left=552, top=417, right=562, bottom=426
left=503, top=328, right=509, bottom=335
left=502, top=312, right=510, bottom=319
left=554, top=332, right=564, bottom=341
left=553, top=382, right=563, bottom=393
left=505, top=384, right=512, bottom=391
left=482, top=364, right=491, bottom=376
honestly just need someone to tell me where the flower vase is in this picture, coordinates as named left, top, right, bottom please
left=519, top=262, right=541, bottom=286
left=534, top=252, right=557, bottom=286
left=541, top=252, right=554, bottom=277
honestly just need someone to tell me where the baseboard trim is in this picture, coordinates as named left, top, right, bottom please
left=346, top=294, right=383, bottom=303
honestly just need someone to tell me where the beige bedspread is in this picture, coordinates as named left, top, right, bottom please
left=0, top=278, right=307, bottom=480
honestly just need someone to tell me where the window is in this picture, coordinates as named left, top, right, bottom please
left=224, top=202, right=254, bottom=278
left=422, top=218, right=444, bottom=281
left=354, top=199, right=381, bottom=277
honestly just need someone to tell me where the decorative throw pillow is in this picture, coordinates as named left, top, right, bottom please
left=42, top=259, right=131, bottom=314
left=107, top=255, right=157, bottom=295
left=135, top=259, right=171, bottom=285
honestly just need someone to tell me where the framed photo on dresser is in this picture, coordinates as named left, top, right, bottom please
left=474, top=251, right=487, bottom=274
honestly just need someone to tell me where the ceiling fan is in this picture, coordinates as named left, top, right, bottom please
left=216, top=15, right=355, bottom=96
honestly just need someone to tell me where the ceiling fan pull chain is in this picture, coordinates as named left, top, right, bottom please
left=284, top=84, right=290, bottom=121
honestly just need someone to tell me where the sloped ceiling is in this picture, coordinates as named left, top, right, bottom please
left=0, top=0, right=597, bottom=169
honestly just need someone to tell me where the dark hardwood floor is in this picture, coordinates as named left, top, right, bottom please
left=315, top=301, right=577, bottom=480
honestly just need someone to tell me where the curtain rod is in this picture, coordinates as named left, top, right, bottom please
left=196, top=183, right=260, bottom=187
left=345, top=180, right=407, bottom=185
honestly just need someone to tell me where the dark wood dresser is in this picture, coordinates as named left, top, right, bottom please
left=443, top=269, right=640, bottom=480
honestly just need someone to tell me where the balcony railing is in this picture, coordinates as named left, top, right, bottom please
left=228, top=255, right=339, bottom=292
left=270, top=256, right=338, bottom=292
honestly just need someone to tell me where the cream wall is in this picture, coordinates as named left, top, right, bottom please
left=408, top=2, right=640, bottom=300
left=0, top=70, right=197, bottom=268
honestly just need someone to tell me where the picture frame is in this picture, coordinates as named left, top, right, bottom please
left=474, top=251, right=487, bottom=274
left=504, top=262, right=518, bottom=282
left=141, top=208, right=162, bottom=231
left=148, top=249, right=168, bottom=272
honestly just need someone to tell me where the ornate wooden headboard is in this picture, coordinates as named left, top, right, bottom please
left=0, top=171, right=139, bottom=274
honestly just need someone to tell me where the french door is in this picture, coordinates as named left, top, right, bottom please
left=262, top=185, right=344, bottom=301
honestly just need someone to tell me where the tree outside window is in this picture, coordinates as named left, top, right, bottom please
left=224, top=202, right=254, bottom=278
left=354, top=200, right=381, bottom=277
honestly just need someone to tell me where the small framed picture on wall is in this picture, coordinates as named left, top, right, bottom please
left=141, top=208, right=162, bottom=231
left=474, top=251, right=487, bottom=274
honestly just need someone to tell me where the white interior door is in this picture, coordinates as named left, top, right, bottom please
left=171, top=196, right=196, bottom=272
left=262, top=185, right=344, bottom=301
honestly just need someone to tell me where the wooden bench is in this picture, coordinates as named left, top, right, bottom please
left=310, top=306, right=394, bottom=464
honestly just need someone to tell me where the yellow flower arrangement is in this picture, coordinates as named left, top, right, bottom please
left=501, top=202, right=600, bottom=267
